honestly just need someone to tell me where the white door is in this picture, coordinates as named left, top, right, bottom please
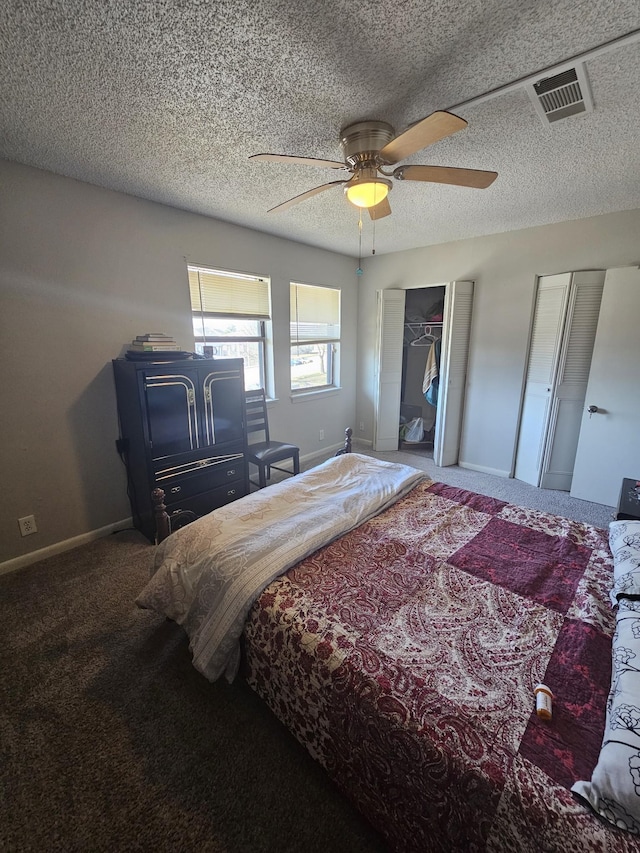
left=433, top=281, right=474, bottom=467
left=540, top=271, right=604, bottom=489
left=515, top=274, right=571, bottom=486
left=373, top=289, right=405, bottom=451
left=570, top=266, right=640, bottom=507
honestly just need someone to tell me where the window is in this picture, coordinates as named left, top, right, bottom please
left=290, top=282, right=341, bottom=392
left=188, top=265, right=271, bottom=391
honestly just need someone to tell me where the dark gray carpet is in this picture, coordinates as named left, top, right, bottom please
left=0, top=531, right=386, bottom=853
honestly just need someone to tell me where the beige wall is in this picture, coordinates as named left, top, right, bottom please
left=0, top=160, right=358, bottom=565
left=355, top=208, right=640, bottom=477
left=3, top=156, right=639, bottom=568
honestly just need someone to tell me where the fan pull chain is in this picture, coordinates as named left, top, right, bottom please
left=372, top=214, right=376, bottom=255
left=356, top=210, right=363, bottom=276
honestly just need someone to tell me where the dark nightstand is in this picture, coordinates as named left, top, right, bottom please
left=616, top=478, right=640, bottom=521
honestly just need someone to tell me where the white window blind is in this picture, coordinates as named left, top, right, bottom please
left=188, top=266, right=271, bottom=319
left=290, top=282, right=340, bottom=344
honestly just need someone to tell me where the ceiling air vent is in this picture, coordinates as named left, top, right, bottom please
left=527, top=63, right=594, bottom=125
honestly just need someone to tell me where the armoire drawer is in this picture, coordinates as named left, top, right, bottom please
left=165, top=482, right=248, bottom=519
left=155, top=455, right=245, bottom=503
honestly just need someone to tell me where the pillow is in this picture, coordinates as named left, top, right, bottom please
left=609, top=520, right=640, bottom=606
left=572, top=598, right=640, bottom=833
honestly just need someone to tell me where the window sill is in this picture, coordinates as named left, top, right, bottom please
left=290, top=387, right=341, bottom=403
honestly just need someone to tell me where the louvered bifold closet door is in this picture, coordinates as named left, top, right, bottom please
left=514, top=274, right=572, bottom=486
left=539, top=271, right=604, bottom=490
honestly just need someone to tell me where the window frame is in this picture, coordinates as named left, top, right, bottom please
left=188, top=264, right=271, bottom=392
left=290, top=281, right=341, bottom=395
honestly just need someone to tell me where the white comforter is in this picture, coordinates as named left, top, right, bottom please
left=136, top=453, right=425, bottom=682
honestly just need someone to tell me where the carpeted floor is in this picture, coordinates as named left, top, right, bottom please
left=0, top=531, right=386, bottom=853
left=1, top=448, right=614, bottom=852
left=362, top=446, right=614, bottom=529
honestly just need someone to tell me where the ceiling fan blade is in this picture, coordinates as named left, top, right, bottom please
left=267, top=180, right=347, bottom=213
left=369, top=197, right=391, bottom=220
left=378, top=111, right=468, bottom=165
left=395, top=164, right=498, bottom=189
left=250, top=153, right=346, bottom=170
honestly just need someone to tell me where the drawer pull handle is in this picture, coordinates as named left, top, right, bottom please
left=170, top=486, right=182, bottom=493
left=227, top=469, right=236, bottom=476
left=227, top=489, right=236, bottom=496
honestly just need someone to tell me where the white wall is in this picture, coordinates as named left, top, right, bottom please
left=0, top=160, right=358, bottom=565
left=355, top=209, right=640, bottom=477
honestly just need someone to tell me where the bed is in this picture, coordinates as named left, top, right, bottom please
left=137, top=451, right=640, bottom=852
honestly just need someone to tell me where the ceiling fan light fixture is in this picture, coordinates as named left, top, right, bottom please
left=253, top=110, right=497, bottom=216
left=345, top=169, right=392, bottom=209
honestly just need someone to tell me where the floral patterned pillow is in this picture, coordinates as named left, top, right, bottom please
left=609, top=520, right=640, bottom=606
left=572, top=598, right=640, bottom=833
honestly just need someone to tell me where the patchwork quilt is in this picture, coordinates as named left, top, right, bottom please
left=243, top=481, right=640, bottom=851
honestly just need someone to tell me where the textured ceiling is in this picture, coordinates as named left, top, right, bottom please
left=1, top=1, right=639, bottom=256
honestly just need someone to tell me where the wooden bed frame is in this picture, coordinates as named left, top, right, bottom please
left=151, top=427, right=353, bottom=544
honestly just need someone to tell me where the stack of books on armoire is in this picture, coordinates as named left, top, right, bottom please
left=129, top=333, right=181, bottom=352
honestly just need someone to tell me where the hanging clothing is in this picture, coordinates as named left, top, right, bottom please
left=422, top=338, right=441, bottom=407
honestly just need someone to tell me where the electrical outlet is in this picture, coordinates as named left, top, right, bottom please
left=18, top=515, right=37, bottom=537
left=359, top=421, right=365, bottom=431
left=319, top=429, right=325, bottom=441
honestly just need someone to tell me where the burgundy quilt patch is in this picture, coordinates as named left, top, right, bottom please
left=519, top=618, right=611, bottom=789
left=427, top=482, right=508, bottom=515
left=448, top=517, right=590, bottom=613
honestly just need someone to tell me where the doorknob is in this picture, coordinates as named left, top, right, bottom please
left=587, top=404, right=598, bottom=417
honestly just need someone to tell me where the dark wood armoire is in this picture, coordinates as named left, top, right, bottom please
left=112, top=357, right=248, bottom=542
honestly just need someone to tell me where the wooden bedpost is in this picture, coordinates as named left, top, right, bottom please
left=152, top=487, right=171, bottom=544
left=335, top=427, right=353, bottom=456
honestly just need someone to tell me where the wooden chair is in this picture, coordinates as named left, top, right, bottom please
left=244, top=388, right=300, bottom=489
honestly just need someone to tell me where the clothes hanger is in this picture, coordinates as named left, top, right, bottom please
left=410, top=325, right=438, bottom=346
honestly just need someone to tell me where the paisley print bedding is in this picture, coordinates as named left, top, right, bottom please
left=243, top=480, right=640, bottom=852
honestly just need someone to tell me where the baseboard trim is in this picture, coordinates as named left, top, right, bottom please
left=0, top=517, right=134, bottom=577
left=458, top=461, right=511, bottom=478
left=353, top=437, right=373, bottom=449
left=300, top=443, right=344, bottom=467
left=301, top=435, right=370, bottom=465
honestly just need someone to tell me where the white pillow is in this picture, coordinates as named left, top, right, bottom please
left=572, top=598, right=640, bottom=833
left=609, top=520, right=640, bottom=606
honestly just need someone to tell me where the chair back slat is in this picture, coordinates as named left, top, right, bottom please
left=245, top=388, right=270, bottom=442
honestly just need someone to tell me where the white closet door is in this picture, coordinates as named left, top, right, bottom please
left=514, top=274, right=571, bottom=486
left=373, top=289, right=405, bottom=451
left=540, top=271, right=604, bottom=489
left=571, top=266, right=640, bottom=506
left=433, top=281, right=473, bottom=467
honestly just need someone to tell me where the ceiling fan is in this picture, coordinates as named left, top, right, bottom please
left=249, top=110, right=497, bottom=220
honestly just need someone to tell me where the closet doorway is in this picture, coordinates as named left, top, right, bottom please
left=373, top=281, right=473, bottom=466
left=400, top=287, right=446, bottom=457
